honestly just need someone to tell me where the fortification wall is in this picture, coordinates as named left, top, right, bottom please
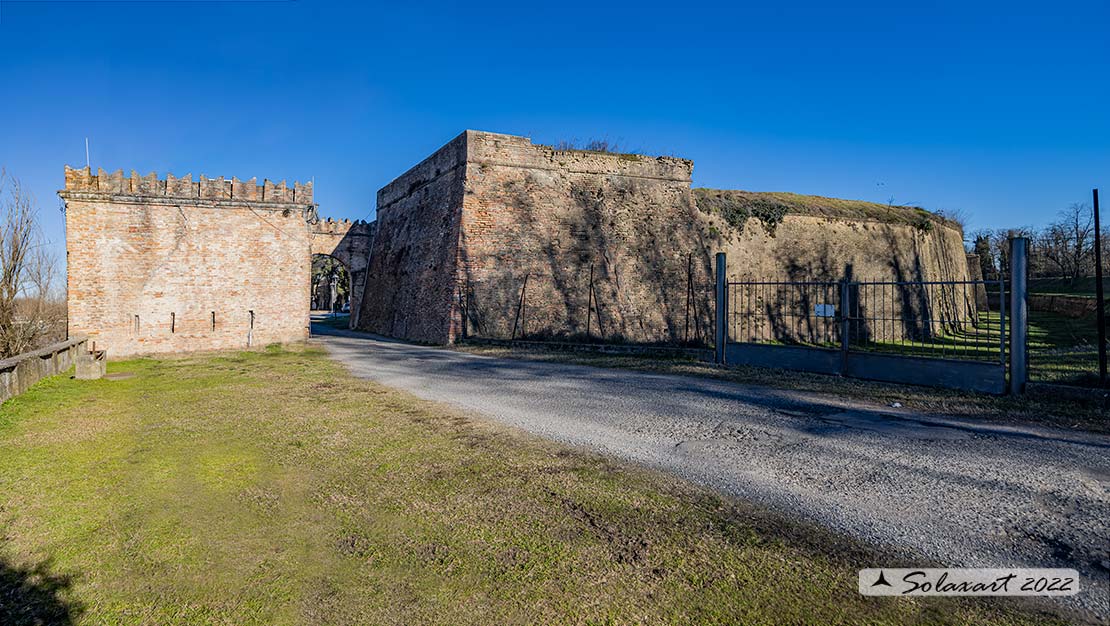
left=459, top=132, right=713, bottom=343
left=357, top=134, right=468, bottom=342
left=717, top=215, right=967, bottom=283
left=62, top=166, right=316, bottom=357
left=358, top=130, right=973, bottom=346
left=714, top=215, right=971, bottom=343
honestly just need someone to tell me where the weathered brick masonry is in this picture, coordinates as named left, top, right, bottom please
left=61, top=167, right=319, bottom=357
left=358, top=134, right=469, bottom=343
left=358, top=131, right=714, bottom=344
left=60, top=133, right=970, bottom=353
left=358, top=130, right=970, bottom=345
left=460, top=132, right=713, bottom=343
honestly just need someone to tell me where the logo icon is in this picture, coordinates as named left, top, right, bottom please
left=871, top=571, right=892, bottom=587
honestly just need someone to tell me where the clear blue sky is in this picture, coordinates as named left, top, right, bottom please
left=2, top=0, right=1107, bottom=263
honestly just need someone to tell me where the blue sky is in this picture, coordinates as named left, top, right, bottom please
left=2, top=0, right=1108, bottom=263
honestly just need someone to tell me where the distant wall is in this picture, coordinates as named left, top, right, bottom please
left=966, top=253, right=989, bottom=310
left=311, top=218, right=375, bottom=327
left=1028, top=294, right=1100, bottom=318
left=718, top=215, right=968, bottom=283
left=715, top=215, right=972, bottom=343
left=61, top=167, right=316, bottom=357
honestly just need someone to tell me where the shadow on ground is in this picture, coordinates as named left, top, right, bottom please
left=0, top=556, right=81, bottom=626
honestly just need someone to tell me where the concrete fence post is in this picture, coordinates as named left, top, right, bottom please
left=1009, top=237, right=1029, bottom=394
left=715, top=252, right=727, bottom=365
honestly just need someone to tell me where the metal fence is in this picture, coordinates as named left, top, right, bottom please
left=717, top=264, right=1009, bottom=393
left=727, top=279, right=1006, bottom=364
left=456, top=237, right=1110, bottom=394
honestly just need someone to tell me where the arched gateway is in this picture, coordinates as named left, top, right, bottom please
left=59, top=166, right=372, bottom=358
left=310, top=218, right=374, bottom=326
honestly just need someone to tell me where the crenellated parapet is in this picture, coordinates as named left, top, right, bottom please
left=61, top=165, right=313, bottom=204
left=311, top=216, right=374, bottom=235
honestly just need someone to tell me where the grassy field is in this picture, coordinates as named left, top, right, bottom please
left=0, top=346, right=1071, bottom=625
left=738, top=305, right=1109, bottom=388
left=858, top=309, right=1106, bottom=386
left=1026, top=310, right=1107, bottom=385
left=982, top=279, right=1109, bottom=384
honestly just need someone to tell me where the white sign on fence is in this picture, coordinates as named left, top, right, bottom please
left=814, top=303, right=836, bottom=318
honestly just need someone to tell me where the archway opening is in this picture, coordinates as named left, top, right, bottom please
left=311, top=254, right=352, bottom=320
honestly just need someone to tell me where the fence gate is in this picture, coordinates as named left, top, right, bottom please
left=718, top=276, right=1008, bottom=394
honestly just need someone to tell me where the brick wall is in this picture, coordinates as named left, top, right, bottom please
left=61, top=167, right=316, bottom=357
left=358, top=130, right=972, bottom=346
left=357, top=133, right=468, bottom=343
left=357, top=131, right=714, bottom=344
left=460, top=132, right=713, bottom=343
left=718, top=215, right=968, bottom=283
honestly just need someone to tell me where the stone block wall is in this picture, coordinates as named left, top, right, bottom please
left=61, top=166, right=316, bottom=357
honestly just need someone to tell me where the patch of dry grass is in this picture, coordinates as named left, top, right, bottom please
left=694, top=188, right=958, bottom=231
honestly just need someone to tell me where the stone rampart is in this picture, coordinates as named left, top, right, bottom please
left=358, top=131, right=973, bottom=346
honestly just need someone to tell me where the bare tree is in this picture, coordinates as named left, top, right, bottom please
left=0, top=169, right=64, bottom=358
left=1036, top=202, right=1094, bottom=280
left=986, top=227, right=1035, bottom=277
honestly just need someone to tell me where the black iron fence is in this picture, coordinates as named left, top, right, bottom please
left=726, top=279, right=1006, bottom=364
left=459, top=237, right=1109, bottom=393
left=714, top=249, right=1010, bottom=393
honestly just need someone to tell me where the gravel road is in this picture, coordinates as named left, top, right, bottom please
left=314, top=328, right=1110, bottom=621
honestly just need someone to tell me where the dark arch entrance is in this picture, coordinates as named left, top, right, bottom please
left=309, top=219, right=374, bottom=328
left=311, top=254, right=351, bottom=315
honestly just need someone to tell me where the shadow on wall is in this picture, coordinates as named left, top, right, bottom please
left=0, top=557, right=82, bottom=626
left=452, top=165, right=969, bottom=348
left=458, top=174, right=714, bottom=345
left=748, top=226, right=970, bottom=346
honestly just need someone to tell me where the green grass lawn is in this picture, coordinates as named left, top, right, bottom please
left=739, top=307, right=1108, bottom=387
left=1026, top=277, right=1109, bottom=298
left=0, top=346, right=1069, bottom=625
left=1026, top=310, right=1107, bottom=385
left=855, top=309, right=1107, bottom=386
